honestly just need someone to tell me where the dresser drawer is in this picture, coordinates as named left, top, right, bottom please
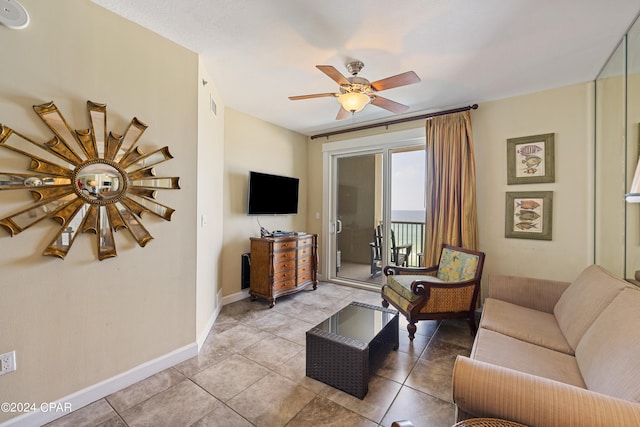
left=297, top=263, right=313, bottom=277
left=274, top=259, right=296, bottom=272
left=274, top=269, right=296, bottom=282
left=297, top=271, right=312, bottom=284
left=274, top=250, right=296, bottom=263
left=274, top=240, right=298, bottom=250
left=298, top=254, right=311, bottom=266
left=297, top=246, right=313, bottom=258
left=274, top=278, right=296, bottom=291
left=298, top=236, right=314, bottom=247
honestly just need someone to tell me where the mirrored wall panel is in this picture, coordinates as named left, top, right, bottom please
left=595, top=14, right=640, bottom=281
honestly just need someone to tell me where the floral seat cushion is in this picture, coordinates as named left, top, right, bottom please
left=437, top=248, right=479, bottom=282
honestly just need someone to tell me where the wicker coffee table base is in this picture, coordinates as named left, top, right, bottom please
left=306, top=302, right=399, bottom=399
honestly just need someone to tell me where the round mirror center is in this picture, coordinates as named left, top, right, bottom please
left=75, top=162, right=125, bottom=202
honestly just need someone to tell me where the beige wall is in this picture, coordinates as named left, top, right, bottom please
left=0, top=1, right=201, bottom=422
left=306, top=141, right=325, bottom=275
left=221, top=108, right=308, bottom=299
left=196, top=60, right=225, bottom=344
left=474, top=83, right=593, bottom=282
left=308, top=83, right=594, bottom=285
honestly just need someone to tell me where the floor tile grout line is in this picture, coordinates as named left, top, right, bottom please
left=185, top=376, right=256, bottom=427
left=103, top=397, right=130, bottom=427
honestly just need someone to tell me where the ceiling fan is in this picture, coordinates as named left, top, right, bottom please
left=289, top=61, right=421, bottom=120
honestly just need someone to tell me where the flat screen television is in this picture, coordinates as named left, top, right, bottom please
left=247, top=171, right=299, bottom=215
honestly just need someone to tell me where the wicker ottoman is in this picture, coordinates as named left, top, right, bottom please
left=306, top=301, right=399, bottom=399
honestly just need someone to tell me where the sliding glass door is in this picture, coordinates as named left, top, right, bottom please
left=326, top=143, right=425, bottom=288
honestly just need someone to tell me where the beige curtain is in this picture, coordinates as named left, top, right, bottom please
left=424, top=110, right=479, bottom=266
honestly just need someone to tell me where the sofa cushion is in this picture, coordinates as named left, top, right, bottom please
left=480, top=298, right=573, bottom=355
left=471, top=328, right=586, bottom=388
left=575, top=288, right=640, bottom=402
left=554, top=265, right=630, bottom=350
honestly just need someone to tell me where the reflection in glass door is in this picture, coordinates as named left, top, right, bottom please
left=335, top=153, right=385, bottom=285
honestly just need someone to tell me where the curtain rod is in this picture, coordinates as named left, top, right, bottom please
left=310, top=104, right=479, bottom=140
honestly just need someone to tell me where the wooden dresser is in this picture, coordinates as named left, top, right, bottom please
left=249, top=233, right=317, bottom=307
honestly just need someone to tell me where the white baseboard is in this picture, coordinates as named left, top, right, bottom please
left=221, top=287, right=250, bottom=305
left=196, top=289, right=224, bottom=350
left=1, top=343, right=198, bottom=427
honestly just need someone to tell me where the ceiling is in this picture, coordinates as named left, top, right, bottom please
left=90, top=0, right=640, bottom=136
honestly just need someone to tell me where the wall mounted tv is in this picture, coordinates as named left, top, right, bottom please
left=247, top=171, right=299, bottom=215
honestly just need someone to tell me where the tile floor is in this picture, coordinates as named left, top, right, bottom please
left=45, top=282, right=473, bottom=427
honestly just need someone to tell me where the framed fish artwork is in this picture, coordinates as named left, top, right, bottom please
left=507, top=133, right=555, bottom=184
left=505, top=191, right=553, bottom=240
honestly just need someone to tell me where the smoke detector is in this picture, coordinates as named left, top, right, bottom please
left=0, top=0, right=29, bottom=30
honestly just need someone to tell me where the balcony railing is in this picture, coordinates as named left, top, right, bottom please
left=391, top=221, right=425, bottom=267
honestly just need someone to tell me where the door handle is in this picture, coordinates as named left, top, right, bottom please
left=336, top=219, right=342, bottom=234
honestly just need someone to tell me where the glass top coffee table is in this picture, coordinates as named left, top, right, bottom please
left=306, top=301, right=399, bottom=399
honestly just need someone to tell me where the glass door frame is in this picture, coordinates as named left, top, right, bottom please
left=321, top=127, right=425, bottom=288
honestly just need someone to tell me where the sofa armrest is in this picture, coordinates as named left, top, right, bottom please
left=453, top=356, right=640, bottom=427
left=486, top=274, right=571, bottom=313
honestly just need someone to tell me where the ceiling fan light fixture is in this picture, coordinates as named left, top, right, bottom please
left=338, top=92, right=370, bottom=113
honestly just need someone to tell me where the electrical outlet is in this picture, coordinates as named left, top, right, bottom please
left=0, top=351, right=16, bottom=375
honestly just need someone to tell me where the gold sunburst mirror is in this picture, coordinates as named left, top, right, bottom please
left=0, top=100, right=180, bottom=260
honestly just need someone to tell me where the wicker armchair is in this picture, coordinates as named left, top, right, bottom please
left=381, top=244, right=485, bottom=340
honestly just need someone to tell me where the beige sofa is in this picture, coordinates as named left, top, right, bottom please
left=452, top=265, right=640, bottom=426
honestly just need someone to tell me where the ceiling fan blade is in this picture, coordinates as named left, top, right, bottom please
left=336, top=107, right=351, bottom=120
left=316, top=65, right=350, bottom=85
left=370, top=71, right=421, bottom=92
left=371, top=96, right=409, bottom=114
left=289, top=93, right=337, bottom=100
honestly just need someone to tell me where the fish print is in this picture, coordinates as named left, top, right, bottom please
left=516, top=200, right=541, bottom=210
left=515, top=222, right=538, bottom=230
left=521, top=156, right=542, bottom=168
left=516, top=210, right=540, bottom=221
left=517, top=144, right=543, bottom=156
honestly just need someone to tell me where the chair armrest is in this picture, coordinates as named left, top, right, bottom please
left=453, top=356, right=640, bottom=427
left=384, top=265, right=437, bottom=276
left=487, top=274, right=571, bottom=313
left=410, top=278, right=477, bottom=295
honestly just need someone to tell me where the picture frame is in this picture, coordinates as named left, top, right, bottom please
left=505, top=191, right=553, bottom=240
left=507, top=133, right=555, bottom=184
